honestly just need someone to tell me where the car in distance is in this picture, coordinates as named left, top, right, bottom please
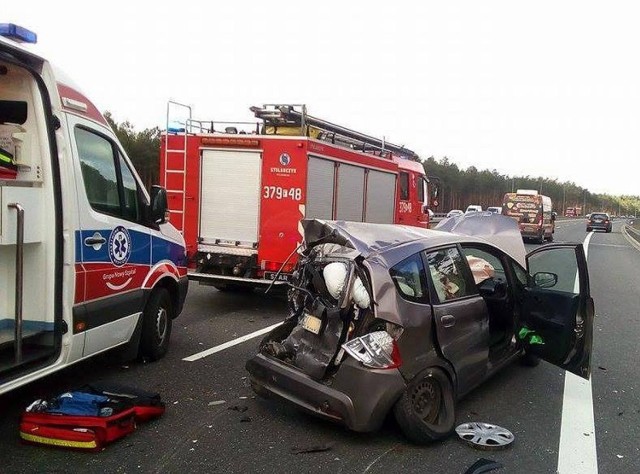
left=465, top=205, right=483, bottom=214
left=446, top=209, right=464, bottom=218
left=246, top=216, right=594, bottom=444
left=487, top=206, right=502, bottom=214
left=587, top=212, right=612, bottom=233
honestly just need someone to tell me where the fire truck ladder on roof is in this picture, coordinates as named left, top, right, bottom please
left=250, top=104, right=420, bottom=161
left=164, top=101, right=192, bottom=234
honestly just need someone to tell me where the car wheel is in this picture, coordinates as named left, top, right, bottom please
left=586, top=227, right=592, bottom=232
left=520, top=350, right=540, bottom=367
left=394, top=367, right=455, bottom=444
left=139, top=288, right=173, bottom=361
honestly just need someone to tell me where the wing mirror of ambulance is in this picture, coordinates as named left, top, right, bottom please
left=150, top=185, right=169, bottom=224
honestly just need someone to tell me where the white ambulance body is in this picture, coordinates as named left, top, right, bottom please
left=0, top=24, right=188, bottom=395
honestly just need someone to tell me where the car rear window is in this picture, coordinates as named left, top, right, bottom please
left=591, top=213, right=607, bottom=219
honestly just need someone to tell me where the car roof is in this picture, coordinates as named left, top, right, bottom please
left=301, top=215, right=527, bottom=268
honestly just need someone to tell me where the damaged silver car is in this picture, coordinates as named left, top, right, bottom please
left=246, top=215, right=594, bottom=444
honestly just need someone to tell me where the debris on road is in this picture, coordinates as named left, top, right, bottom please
left=208, top=400, right=226, bottom=406
left=463, top=458, right=503, bottom=474
left=291, top=443, right=334, bottom=454
left=240, top=416, right=252, bottom=422
left=228, top=405, right=248, bottom=413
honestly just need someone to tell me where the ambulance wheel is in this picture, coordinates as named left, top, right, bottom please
left=140, top=288, right=173, bottom=361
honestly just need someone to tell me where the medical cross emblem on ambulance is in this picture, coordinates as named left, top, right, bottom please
left=108, top=226, right=132, bottom=267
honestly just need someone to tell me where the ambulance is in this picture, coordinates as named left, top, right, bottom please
left=0, top=24, right=188, bottom=395
left=160, top=103, right=437, bottom=291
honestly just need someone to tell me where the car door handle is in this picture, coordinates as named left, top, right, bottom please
left=84, top=233, right=106, bottom=247
left=441, top=315, right=456, bottom=328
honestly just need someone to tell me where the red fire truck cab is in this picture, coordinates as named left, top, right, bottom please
left=160, top=104, right=435, bottom=290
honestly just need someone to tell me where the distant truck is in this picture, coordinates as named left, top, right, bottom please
left=502, top=189, right=555, bottom=243
left=565, top=206, right=582, bottom=217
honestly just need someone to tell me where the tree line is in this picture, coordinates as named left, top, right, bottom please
left=424, top=156, right=640, bottom=216
left=104, top=113, right=640, bottom=217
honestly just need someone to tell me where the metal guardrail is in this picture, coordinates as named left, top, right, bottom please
left=625, top=221, right=640, bottom=245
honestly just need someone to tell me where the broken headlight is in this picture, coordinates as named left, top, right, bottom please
left=342, top=331, right=402, bottom=369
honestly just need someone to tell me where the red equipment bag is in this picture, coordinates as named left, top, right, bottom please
left=19, top=383, right=164, bottom=451
left=20, top=407, right=137, bottom=451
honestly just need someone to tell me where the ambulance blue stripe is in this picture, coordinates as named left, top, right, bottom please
left=75, top=230, right=185, bottom=266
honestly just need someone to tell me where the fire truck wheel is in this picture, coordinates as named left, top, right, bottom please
left=140, top=288, right=173, bottom=361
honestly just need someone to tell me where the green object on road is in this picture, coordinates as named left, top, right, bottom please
left=518, top=326, right=545, bottom=345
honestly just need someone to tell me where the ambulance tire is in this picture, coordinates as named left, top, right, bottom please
left=140, top=288, right=173, bottom=361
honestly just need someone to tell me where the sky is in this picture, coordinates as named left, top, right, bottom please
left=5, top=1, right=640, bottom=196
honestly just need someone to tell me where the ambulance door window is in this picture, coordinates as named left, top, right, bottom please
left=75, top=127, right=120, bottom=216
left=118, top=153, right=140, bottom=222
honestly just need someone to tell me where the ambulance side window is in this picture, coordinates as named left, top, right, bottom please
left=75, top=127, right=140, bottom=222
left=119, top=153, right=140, bottom=221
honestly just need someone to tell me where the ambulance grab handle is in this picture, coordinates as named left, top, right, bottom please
left=8, top=203, right=24, bottom=364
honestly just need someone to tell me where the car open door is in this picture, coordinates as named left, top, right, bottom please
left=521, top=244, right=594, bottom=379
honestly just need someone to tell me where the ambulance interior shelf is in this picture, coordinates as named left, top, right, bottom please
left=1, top=99, right=40, bottom=181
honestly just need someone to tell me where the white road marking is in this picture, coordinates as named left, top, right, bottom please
left=558, top=231, right=597, bottom=474
left=182, top=322, right=283, bottom=362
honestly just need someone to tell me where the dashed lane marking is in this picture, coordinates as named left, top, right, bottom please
left=182, top=322, right=283, bottom=362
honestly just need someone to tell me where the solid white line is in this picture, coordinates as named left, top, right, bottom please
left=182, top=322, right=283, bottom=362
left=558, top=231, right=597, bottom=474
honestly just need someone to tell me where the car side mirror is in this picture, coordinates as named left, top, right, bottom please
left=150, top=185, right=168, bottom=224
left=533, top=271, right=558, bottom=288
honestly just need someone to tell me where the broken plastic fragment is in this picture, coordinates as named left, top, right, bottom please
left=463, top=458, right=504, bottom=474
left=291, top=442, right=334, bottom=454
left=208, top=400, right=226, bottom=406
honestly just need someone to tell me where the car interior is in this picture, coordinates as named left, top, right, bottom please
left=460, top=246, right=516, bottom=357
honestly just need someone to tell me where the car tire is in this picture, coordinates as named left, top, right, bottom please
left=394, top=367, right=455, bottom=444
left=520, top=350, right=540, bottom=367
left=139, top=288, right=173, bottom=361
left=586, top=227, right=592, bottom=232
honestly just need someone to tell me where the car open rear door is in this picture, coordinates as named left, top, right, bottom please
left=521, top=244, right=594, bottom=379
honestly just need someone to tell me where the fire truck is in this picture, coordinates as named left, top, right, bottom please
left=160, top=104, right=435, bottom=290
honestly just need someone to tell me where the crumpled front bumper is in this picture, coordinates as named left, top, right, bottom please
left=246, top=353, right=406, bottom=432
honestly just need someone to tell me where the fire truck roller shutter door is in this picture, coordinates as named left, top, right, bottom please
left=336, top=164, right=365, bottom=222
left=365, top=170, right=395, bottom=224
left=306, top=156, right=335, bottom=219
left=199, top=149, right=261, bottom=244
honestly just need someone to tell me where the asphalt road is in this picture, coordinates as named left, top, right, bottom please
left=1, top=219, right=638, bottom=473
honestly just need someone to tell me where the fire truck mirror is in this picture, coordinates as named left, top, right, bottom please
left=150, top=185, right=168, bottom=224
